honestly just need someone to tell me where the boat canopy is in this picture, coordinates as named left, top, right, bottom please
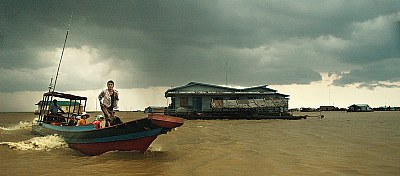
left=38, top=91, right=88, bottom=123
left=44, top=91, right=87, bottom=100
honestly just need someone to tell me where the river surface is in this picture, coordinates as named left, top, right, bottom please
left=0, top=111, right=399, bottom=175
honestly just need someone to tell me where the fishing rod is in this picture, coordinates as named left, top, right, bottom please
left=52, top=12, right=73, bottom=94
left=40, top=13, right=73, bottom=122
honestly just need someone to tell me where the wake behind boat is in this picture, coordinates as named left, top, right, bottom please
left=32, top=91, right=184, bottom=155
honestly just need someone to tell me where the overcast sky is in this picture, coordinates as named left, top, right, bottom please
left=1, top=1, right=400, bottom=111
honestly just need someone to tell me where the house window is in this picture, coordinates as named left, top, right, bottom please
left=180, top=97, right=188, bottom=107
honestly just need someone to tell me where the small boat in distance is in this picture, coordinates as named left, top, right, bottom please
left=32, top=91, right=184, bottom=155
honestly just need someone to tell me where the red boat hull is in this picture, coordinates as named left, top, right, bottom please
left=68, top=136, right=158, bottom=155
left=149, top=114, right=184, bottom=129
left=33, top=114, right=184, bottom=155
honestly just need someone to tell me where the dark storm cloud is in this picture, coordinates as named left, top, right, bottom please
left=1, top=0, right=400, bottom=92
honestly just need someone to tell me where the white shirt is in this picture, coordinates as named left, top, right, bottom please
left=98, top=89, right=119, bottom=109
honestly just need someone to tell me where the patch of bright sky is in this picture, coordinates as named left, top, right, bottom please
left=272, top=73, right=400, bottom=109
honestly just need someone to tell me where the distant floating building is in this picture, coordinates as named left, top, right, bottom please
left=144, top=106, right=166, bottom=113
left=319, top=106, right=340, bottom=111
left=373, top=106, right=400, bottom=111
left=347, top=104, right=373, bottom=112
left=164, top=82, right=302, bottom=119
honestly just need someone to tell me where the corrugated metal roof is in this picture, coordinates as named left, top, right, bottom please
left=165, top=82, right=288, bottom=97
left=166, top=82, right=276, bottom=92
left=167, top=82, right=238, bottom=92
left=43, top=91, right=87, bottom=100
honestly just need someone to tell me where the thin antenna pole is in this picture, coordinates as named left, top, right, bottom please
left=48, top=77, right=53, bottom=92
left=225, top=61, right=228, bottom=86
left=328, top=85, right=331, bottom=105
left=53, top=12, right=73, bottom=93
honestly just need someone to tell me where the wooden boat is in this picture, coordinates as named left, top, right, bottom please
left=32, top=91, right=184, bottom=155
left=31, top=16, right=184, bottom=155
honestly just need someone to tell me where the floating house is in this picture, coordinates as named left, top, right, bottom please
left=373, top=106, right=400, bottom=111
left=319, top=106, right=340, bottom=111
left=144, top=106, right=166, bottom=113
left=347, top=104, right=373, bottom=112
left=35, top=100, right=83, bottom=115
left=164, top=82, right=301, bottom=119
left=300, top=107, right=318, bottom=112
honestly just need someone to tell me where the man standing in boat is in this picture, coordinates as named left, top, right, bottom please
left=98, top=80, right=119, bottom=127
